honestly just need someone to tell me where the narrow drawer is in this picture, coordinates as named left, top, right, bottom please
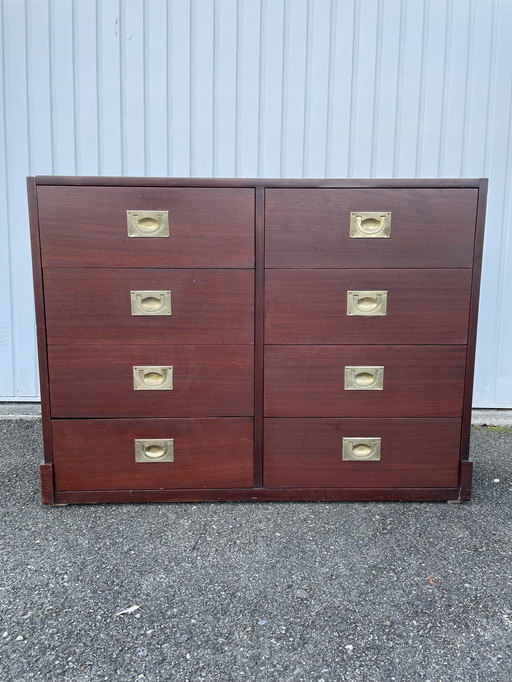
left=264, top=418, right=461, bottom=488
left=264, top=345, right=466, bottom=417
left=48, top=345, right=254, bottom=417
left=44, top=269, right=254, bottom=345
left=265, top=269, right=472, bottom=345
left=38, top=186, right=254, bottom=268
left=265, top=188, right=477, bottom=268
left=52, top=418, right=254, bottom=491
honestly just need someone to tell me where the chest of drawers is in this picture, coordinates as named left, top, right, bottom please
left=28, top=177, right=487, bottom=504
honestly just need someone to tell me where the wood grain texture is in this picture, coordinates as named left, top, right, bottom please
left=265, top=269, right=472, bottom=345
left=37, top=186, right=254, bottom=268
left=48, top=345, right=254, bottom=417
left=44, top=268, right=254, bottom=345
left=264, top=345, right=467, bottom=417
left=39, top=463, right=54, bottom=505
left=35, top=176, right=483, bottom=189
left=253, top=187, right=265, bottom=487
left=459, top=460, right=474, bottom=501
left=264, top=418, right=462, bottom=488
left=52, top=486, right=461, bottom=504
left=460, top=179, right=488, bottom=465
left=28, top=177, right=486, bottom=504
left=52, top=418, right=254, bottom=491
left=265, top=188, right=478, bottom=268
left=27, top=179, right=54, bottom=474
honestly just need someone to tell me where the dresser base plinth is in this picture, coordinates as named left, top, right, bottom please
left=40, top=463, right=55, bottom=505
left=459, top=460, right=474, bottom=501
left=45, top=483, right=471, bottom=505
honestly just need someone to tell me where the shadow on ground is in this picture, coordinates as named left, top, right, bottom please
left=0, top=421, right=511, bottom=682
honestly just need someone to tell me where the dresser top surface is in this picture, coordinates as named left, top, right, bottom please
left=31, top=176, right=487, bottom=190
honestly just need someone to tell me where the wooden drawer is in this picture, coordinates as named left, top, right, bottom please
left=44, top=268, right=254, bottom=345
left=265, top=188, right=477, bottom=268
left=264, top=345, right=466, bottom=417
left=52, top=418, right=254, bottom=490
left=264, top=418, right=461, bottom=488
left=265, top=269, right=472, bottom=345
left=38, top=186, right=254, bottom=268
left=49, top=345, right=254, bottom=417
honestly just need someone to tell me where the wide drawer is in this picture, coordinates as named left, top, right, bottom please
left=264, top=418, right=461, bottom=488
left=265, top=188, right=477, bottom=268
left=264, top=345, right=466, bottom=417
left=44, top=269, right=254, bottom=345
left=52, top=418, right=254, bottom=490
left=265, top=269, right=472, bottom=344
left=48, top=345, right=254, bottom=417
left=38, top=186, right=254, bottom=268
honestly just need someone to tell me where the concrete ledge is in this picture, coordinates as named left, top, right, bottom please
left=2, top=402, right=512, bottom=425
left=0, top=402, right=42, bottom=419
left=471, top=409, right=512, bottom=426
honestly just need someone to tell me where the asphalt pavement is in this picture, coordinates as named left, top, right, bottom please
left=0, top=419, right=511, bottom=682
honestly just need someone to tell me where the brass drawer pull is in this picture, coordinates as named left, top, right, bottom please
left=127, top=210, right=169, bottom=237
left=133, top=366, right=174, bottom=390
left=350, top=212, right=391, bottom=238
left=343, top=438, right=381, bottom=461
left=345, top=366, right=384, bottom=390
left=347, top=290, right=387, bottom=316
left=131, top=290, right=172, bottom=316
left=135, top=439, right=174, bottom=462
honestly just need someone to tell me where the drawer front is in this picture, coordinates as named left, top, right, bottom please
left=44, top=269, right=254, bottom=345
left=265, top=188, right=477, bottom=268
left=264, top=345, right=466, bottom=417
left=49, top=345, right=254, bottom=417
left=265, top=269, right=472, bottom=344
left=38, top=186, right=254, bottom=268
left=52, top=418, right=254, bottom=490
left=264, top=418, right=461, bottom=488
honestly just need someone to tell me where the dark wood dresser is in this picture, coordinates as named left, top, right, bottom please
left=28, top=177, right=487, bottom=504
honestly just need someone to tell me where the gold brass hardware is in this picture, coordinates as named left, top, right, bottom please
left=347, top=291, right=387, bottom=316
left=350, top=212, right=391, bottom=238
left=131, top=291, right=172, bottom=316
left=127, top=210, right=169, bottom=237
left=133, top=366, right=174, bottom=391
left=135, top=439, right=174, bottom=463
left=345, top=366, right=384, bottom=391
left=343, top=438, right=381, bottom=461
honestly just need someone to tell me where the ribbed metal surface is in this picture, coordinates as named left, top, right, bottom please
left=0, top=0, right=511, bottom=405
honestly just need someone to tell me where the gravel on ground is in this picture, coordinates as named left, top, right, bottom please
left=0, top=420, right=511, bottom=682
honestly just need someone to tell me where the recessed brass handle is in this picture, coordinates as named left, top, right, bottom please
left=343, top=438, right=381, bottom=461
left=135, top=439, right=174, bottom=462
left=350, top=212, right=391, bottom=238
left=127, top=210, right=169, bottom=237
left=345, top=366, right=384, bottom=391
left=347, top=291, right=387, bottom=316
left=133, top=366, right=174, bottom=390
left=131, top=291, right=172, bottom=316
